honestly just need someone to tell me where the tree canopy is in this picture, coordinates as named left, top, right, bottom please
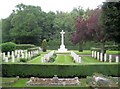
left=101, top=2, right=120, bottom=43
left=2, top=3, right=120, bottom=49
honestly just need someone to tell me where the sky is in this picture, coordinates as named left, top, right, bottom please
left=0, top=0, right=106, bottom=19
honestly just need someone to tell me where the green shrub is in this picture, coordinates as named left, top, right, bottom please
left=49, top=53, right=57, bottom=62
left=105, top=45, right=119, bottom=51
left=2, top=63, right=119, bottom=78
left=20, top=58, right=27, bottom=62
left=42, top=39, right=47, bottom=52
left=16, top=44, right=35, bottom=50
left=1, top=42, right=16, bottom=54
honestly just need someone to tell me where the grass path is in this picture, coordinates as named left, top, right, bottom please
left=81, top=56, right=102, bottom=63
left=54, top=55, right=74, bottom=64
left=28, top=54, right=44, bottom=63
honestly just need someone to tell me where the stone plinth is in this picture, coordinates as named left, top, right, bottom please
left=58, top=45, right=67, bottom=52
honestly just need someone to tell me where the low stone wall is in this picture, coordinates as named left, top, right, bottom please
left=26, top=75, right=80, bottom=86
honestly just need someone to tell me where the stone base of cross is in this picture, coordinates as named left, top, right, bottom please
left=58, top=45, right=67, bottom=52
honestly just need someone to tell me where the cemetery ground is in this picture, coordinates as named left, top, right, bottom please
left=1, top=49, right=120, bottom=88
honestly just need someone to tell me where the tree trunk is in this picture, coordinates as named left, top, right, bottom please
left=79, top=41, right=83, bottom=52
left=101, top=42, right=106, bottom=54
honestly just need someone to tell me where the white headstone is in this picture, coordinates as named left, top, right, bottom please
left=94, top=51, right=97, bottom=58
left=17, top=54, right=20, bottom=62
left=92, top=51, right=94, bottom=57
left=12, top=51, right=14, bottom=56
left=109, top=55, right=112, bottom=63
left=78, top=57, right=81, bottom=63
left=2, top=52, right=6, bottom=60
left=104, top=54, right=107, bottom=62
left=22, top=53, right=24, bottom=58
left=100, top=53, right=103, bottom=61
left=116, top=56, right=119, bottom=63
left=25, top=52, right=28, bottom=59
left=7, top=52, right=10, bottom=58
left=5, top=57, right=8, bottom=62
left=21, top=50, right=23, bottom=53
left=97, top=52, right=99, bottom=60
left=18, top=50, right=20, bottom=54
left=12, top=55, right=15, bottom=62
left=28, top=52, right=31, bottom=58
left=30, top=51, right=33, bottom=57
left=15, top=50, right=18, bottom=56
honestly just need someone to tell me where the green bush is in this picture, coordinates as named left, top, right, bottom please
left=42, top=39, right=47, bottom=52
left=1, top=42, right=16, bottom=54
left=20, top=58, right=27, bottom=62
left=16, top=44, right=35, bottom=50
left=2, top=63, right=119, bottom=78
left=105, top=45, right=119, bottom=51
left=49, top=53, right=57, bottom=62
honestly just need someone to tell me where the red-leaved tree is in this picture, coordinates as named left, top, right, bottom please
left=71, top=8, right=107, bottom=53
left=87, top=8, right=107, bottom=53
left=71, top=17, right=92, bottom=52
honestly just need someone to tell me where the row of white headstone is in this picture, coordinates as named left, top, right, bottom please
left=92, top=51, right=119, bottom=63
left=41, top=51, right=54, bottom=63
left=1, top=50, right=40, bottom=63
left=70, top=51, right=81, bottom=63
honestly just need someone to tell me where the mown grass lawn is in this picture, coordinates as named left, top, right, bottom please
left=81, top=56, right=101, bottom=63
left=54, top=54, right=74, bottom=64
left=28, top=54, right=43, bottom=63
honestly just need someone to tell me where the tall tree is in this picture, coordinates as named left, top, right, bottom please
left=10, top=4, right=43, bottom=45
left=101, top=2, right=120, bottom=43
left=87, top=8, right=107, bottom=53
left=71, top=17, right=92, bottom=52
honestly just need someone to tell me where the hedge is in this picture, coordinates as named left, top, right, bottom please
left=2, top=63, right=119, bottom=77
left=105, top=45, right=120, bottom=51
left=90, top=47, right=101, bottom=52
left=16, top=44, right=35, bottom=50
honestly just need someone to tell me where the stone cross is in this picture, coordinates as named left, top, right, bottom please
left=60, top=30, right=65, bottom=46
left=58, top=30, right=67, bottom=52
